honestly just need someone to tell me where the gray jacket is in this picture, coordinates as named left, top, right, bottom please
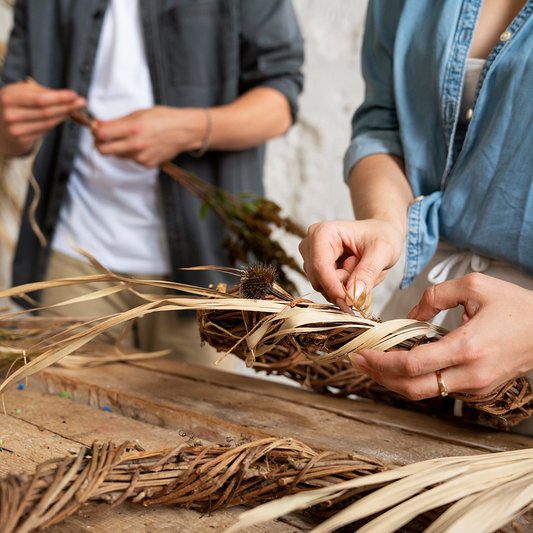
left=2, top=0, right=304, bottom=291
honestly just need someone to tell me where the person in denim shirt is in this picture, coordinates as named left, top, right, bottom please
left=300, top=0, right=533, bottom=420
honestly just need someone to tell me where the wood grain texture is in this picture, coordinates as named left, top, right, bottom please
left=29, top=360, right=533, bottom=465
left=4, top=355, right=533, bottom=532
left=0, top=387, right=311, bottom=532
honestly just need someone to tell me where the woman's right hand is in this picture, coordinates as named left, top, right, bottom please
left=0, top=81, right=86, bottom=156
left=299, top=218, right=405, bottom=308
left=300, top=153, right=413, bottom=310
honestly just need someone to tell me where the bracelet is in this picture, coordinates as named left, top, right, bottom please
left=189, top=108, right=213, bottom=158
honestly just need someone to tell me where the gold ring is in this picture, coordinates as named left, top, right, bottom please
left=436, top=369, right=448, bottom=397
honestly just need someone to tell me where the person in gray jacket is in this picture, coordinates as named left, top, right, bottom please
left=0, top=0, right=304, bottom=364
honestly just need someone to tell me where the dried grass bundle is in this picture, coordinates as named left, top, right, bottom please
left=0, top=317, right=168, bottom=372
left=0, top=437, right=391, bottom=533
left=1, top=437, right=528, bottom=533
left=0, top=265, right=531, bottom=429
left=226, top=447, right=533, bottom=533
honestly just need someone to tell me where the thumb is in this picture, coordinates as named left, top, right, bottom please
left=407, top=279, right=468, bottom=321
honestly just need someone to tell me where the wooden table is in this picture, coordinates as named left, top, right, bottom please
left=2, top=355, right=533, bottom=532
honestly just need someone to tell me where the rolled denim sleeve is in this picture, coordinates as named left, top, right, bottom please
left=343, top=0, right=405, bottom=182
left=0, top=0, right=29, bottom=86
left=239, top=0, right=304, bottom=123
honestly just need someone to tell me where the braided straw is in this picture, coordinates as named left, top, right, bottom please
left=0, top=437, right=391, bottom=533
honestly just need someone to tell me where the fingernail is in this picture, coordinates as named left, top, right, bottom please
left=347, top=280, right=367, bottom=300
left=349, top=353, right=367, bottom=368
left=336, top=298, right=355, bottom=315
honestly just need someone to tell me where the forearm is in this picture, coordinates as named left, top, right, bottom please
left=208, top=86, right=292, bottom=151
left=349, top=153, right=413, bottom=238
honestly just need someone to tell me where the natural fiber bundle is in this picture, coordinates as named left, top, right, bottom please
left=197, top=278, right=533, bottom=430
left=0, top=265, right=532, bottom=428
left=0, top=317, right=169, bottom=371
left=0, top=437, right=390, bottom=533
left=226, top=447, right=533, bottom=533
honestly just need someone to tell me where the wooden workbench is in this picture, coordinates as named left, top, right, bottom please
left=2, top=354, right=533, bottom=531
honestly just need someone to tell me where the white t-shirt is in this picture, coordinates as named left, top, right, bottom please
left=458, top=57, right=485, bottom=125
left=52, top=0, right=172, bottom=275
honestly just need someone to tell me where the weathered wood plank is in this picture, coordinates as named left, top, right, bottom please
left=29, top=363, right=507, bottom=465
left=0, top=387, right=310, bottom=532
left=45, top=504, right=313, bottom=533
left=2, top=386, right=192, bottom=452
left=130, top=358, right=533, bottom=453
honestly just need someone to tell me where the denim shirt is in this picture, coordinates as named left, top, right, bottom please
left=344, top=0, right=533, bottom=288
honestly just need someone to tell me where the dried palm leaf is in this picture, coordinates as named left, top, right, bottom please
left=0, top=271, right=443, bottom=393
left=225, top=447, right=533, bottom=533
left=0, top=317, right=168, bottom=372
left=0, top=267, right=531, bottom=429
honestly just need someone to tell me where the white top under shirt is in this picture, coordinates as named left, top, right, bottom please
left=459, top=57, right=485, bottom=125
left=52, top=0, right=172, bottom=275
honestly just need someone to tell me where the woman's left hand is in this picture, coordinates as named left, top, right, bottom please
left=93, top=106, right=207, bottom=167
left=350, top=273, right=533, bottom=399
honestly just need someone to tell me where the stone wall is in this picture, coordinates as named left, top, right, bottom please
left=0, top=0, right=403, bottom=315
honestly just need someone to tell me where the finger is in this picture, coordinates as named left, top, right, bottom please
left=336, top=297, right=355, bottom=315
left=305, top=246, right=354, bottom=304
left=351, top=332, right=465, bottom=377
left=95, top=138, right=139, bottom=156
left=407, top=279, right=472, bottom=321
left=345, top=253, right=389, bottom=297
left=94, top=141, right=154, bottom=167
left=7, top=116, right=67, bottom=137
left=299, top=236, right=343, bottom=303
left=351, top=352, right=501, bottom=398
left=94, top=118, right=137, bottom=142
left=349, top=353, right=446, bottom=399
left=3, top=99, right=86, bottom=123
left=3, top=86, right=81, bottom=108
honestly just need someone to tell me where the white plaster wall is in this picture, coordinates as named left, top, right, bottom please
left=0, top=0, right=404, bottom=315
left=264, top=0, right=403, bottom=314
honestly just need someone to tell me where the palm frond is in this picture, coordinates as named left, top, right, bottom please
left=0, top=270, right=443, bottom=395
left=225, top=448, right=533, bottom=533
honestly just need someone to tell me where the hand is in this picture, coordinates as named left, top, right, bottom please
left=350, top=273, right=533, bottom=399
left=0, top=81, right=86, bottom=156
left=299, top=219, right=405, bottom=309
left=93, top=106, right=207, bottom=167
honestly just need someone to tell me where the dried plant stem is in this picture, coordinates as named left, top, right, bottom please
left=0, top=437, right=390, bottom=533
left=0, top=268, right=531, bottom=428
left=69, top=111, right=306, bottom=294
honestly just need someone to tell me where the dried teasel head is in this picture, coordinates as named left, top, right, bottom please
left=239, top=262, right=292, bottom=301
left=343, top=280, right=373, bottom=319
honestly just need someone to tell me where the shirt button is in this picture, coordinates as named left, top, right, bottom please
left=500, top=30, right=512, bottom=42
left=80, top=62, right=91, bottom=75
left=466, top=108, right=473, bottom=120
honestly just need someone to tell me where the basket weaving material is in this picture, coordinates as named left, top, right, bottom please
left=197, top=283, right=533, bottom=430
left=0, top=437, right=393, bottom=533
left=0, top=266, right=532, bottom=429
